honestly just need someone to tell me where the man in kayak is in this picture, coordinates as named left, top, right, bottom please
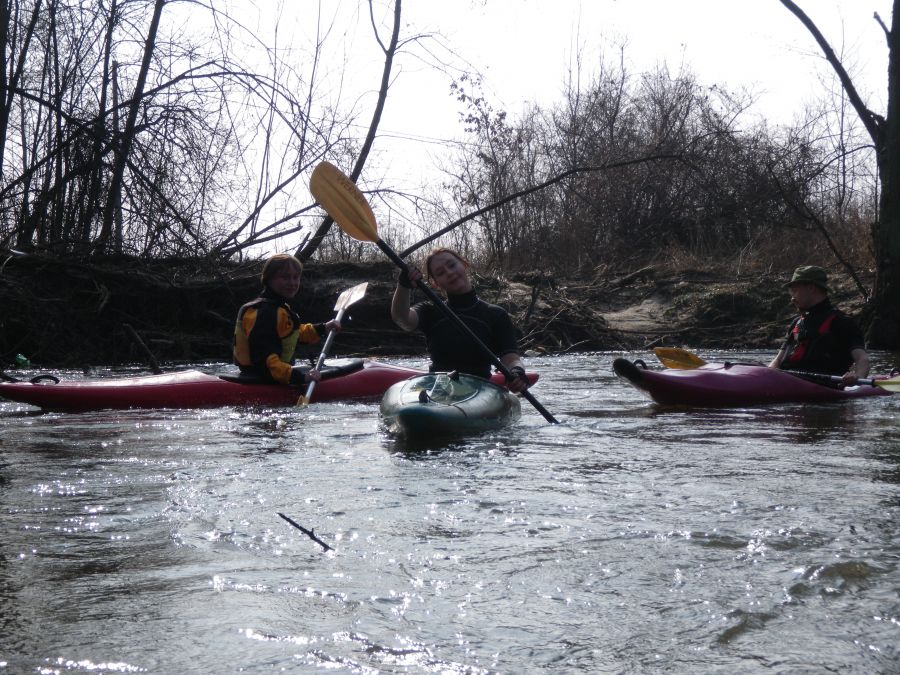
left=233, top=253, right=341, bottom=385
left=768, top=265, right=869, bottom=386
left=390, top=247, right=530, bottom=393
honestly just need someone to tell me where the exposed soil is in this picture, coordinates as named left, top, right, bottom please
left=0, top=252, right=872, bottom=370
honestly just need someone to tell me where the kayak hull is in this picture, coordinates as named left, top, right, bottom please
left=613, top=358, right=893, bottom=407
left=0, top=359, right=425, bottom=411
left=380, top=372, right=524, bottom=436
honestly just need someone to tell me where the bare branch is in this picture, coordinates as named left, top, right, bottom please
left=401, top=153, right=684, bottom=257
left=779, top=0, right=884, bottom=146
left=298, top=0, right=403, bottom=261
left=874, top=11, right=891, bottom=47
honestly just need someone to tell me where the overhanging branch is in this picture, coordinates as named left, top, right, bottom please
left=779, top=0, right=884, bottom=147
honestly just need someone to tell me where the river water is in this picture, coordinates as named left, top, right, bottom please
left=2, top=351, right=899, bottom=673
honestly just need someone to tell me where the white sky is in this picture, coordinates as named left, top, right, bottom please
left=309, top=1, right=883, bottom=175
left=231, top=0, right=892, bottom=244
left=379, top=0, right=891, bottom=185
left=395, top=0, right=890, bottom=119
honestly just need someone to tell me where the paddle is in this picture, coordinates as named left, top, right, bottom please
left=298, top=281, right=368, bottom=405
left=654, top=347, right=764, bottom=369
left=653, top=347, right=707, bottom=369
left=309, top=161, right=559, bottom=424
left=653, top=346, right=900, bottom=391
left=776, top=369, right=900, bottom=391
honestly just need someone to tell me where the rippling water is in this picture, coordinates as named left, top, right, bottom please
left=2, top=351, right=899, bottom=673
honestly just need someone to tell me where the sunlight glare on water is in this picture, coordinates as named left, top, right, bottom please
left=1, top=351, right=898, bottom=672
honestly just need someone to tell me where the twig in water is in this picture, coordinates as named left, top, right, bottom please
left=122, top=323, right=162, bottom=374
left=277, top=512, right=333, bottom=552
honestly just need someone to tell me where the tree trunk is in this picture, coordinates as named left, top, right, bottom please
left=870, top=1, right=900, bottom=348
left=83, top=1, right=118, bottom=250
left=96, top=0, right=165, bottom=253
left=780, top=0, right=900, bottom=348
left=0, top=0, right=43, bottom=178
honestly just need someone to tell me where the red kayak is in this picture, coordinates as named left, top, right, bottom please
left=0, top=359, right=424, bottom=411
left=613, top=358, right=893, bottom=407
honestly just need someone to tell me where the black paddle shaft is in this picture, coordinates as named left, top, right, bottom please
left=782, top=368, right=877, bottom=387
left=376, top=240, right=559, bottom=424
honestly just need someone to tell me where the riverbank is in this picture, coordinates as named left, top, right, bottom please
left=0, top=252, right=873, bottom=369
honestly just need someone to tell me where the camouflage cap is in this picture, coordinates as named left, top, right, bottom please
left=786, top=265, right=830, bottom=293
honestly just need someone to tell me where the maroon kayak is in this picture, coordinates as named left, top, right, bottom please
left=0, top=359, right=424, bottom=411
left=613, top=358, right=893, bottom=407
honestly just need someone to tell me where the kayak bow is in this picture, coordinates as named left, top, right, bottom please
left=380, top=371, right=536, bottom=436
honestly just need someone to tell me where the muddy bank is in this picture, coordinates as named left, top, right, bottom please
left=0, top=253, right=871, bottom=369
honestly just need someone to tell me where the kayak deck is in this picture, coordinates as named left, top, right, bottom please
left=381, top=371, right=530, bottom=436
left=613, top=358, right=893, bottom=407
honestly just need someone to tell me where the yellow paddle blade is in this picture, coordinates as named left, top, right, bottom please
left=873, top=375, right=900, bottom=392
left=653, top=347, right=707, bottom=369
left=310, top=162, right=378, bottom=243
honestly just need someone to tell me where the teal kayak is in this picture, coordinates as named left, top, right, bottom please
left=380, top=372, right=522, bottom=437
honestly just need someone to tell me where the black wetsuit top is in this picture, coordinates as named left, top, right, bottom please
left=413, top=289, right=519, bottom=379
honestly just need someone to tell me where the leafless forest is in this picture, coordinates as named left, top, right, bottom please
left=1, top=0, right=896, bottom=365
left=0, top=1, right=877, bottom=263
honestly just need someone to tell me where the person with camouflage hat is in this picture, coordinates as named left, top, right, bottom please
left=768, top=265, right=869, bottom=385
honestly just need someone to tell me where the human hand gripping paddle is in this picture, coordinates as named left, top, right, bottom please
left=653, top=346, right=900, bottom=391
left=309, top=161, right=559, bottom=424
left=298, top=281, right=368, bottom=406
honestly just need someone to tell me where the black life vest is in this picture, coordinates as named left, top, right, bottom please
left=781, top=307, right=855, bottom=376
left=785, top=310, right=838, bottom=364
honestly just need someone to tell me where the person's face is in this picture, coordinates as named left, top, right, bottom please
left=428, top=252, right=472, bottom=295
left=268, top=264, right=302, bottom=299
left=788, top=282, right=823, bottom=311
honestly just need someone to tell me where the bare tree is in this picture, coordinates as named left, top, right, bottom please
left=0, top=1, right=391, bottom=259
left=296, top=0, right=403, bottom=263
left=780, top=0, right=900, bottom=347
left=95, top=0, right=163, bottom=253
left=440, top=60, right=809, bottom=275
left=0, top=0, right=43, bottom=176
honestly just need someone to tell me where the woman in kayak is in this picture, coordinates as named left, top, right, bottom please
left=390, top=247, right=530, bottom=393
left=233, top=253, right=340, bottom=385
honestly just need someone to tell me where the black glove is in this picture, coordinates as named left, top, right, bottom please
left=289, top=367, right=310, bottom=386
left=506, top=365, right=527, bottom=384
left=398, top=268, right=415, bottom=288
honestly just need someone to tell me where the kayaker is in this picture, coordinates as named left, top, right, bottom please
left=390, top=247, right=530, bottom=393
left=768, top=265, right=869, bottom=386
left=233, top=253, right=341, bottom=385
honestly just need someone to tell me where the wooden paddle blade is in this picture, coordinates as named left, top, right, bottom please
left=653, top=347, right=707, bottom=369
left=873, top=376, right=900, bottom=392
left=310, top=162, right=378, bottom=242
left=334, top=281, right=368, bottom=311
